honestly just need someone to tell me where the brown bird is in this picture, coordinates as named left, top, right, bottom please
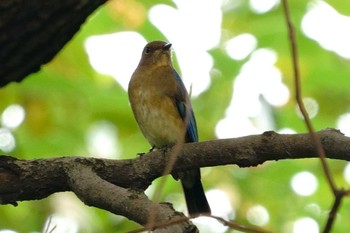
left=128, top=41, right=211, bottom=215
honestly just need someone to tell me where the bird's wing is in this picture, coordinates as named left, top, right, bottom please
left=172, top=70, right=198, bottom=143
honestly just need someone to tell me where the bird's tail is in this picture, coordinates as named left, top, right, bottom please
left=181, top=177, right=211, bottom=216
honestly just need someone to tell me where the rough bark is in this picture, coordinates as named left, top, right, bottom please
left=0, top=129, right=349, bottom=231
left=0, top=0, right=106, bottom=86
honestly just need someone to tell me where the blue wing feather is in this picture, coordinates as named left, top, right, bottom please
left=172, top=70, right=198, bottom=143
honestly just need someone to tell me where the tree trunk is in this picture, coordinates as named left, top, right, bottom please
left=0, top=0, right=106, bottom=86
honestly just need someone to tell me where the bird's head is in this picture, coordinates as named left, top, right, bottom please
left=138, top=41, right=173, bottom=67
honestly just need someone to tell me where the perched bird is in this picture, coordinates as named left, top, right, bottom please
left=128, top=41, right=211, bottom=216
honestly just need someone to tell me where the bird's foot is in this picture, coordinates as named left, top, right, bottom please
left=149, top=145, right=156, bottom=152
left=160, top=145, right=174, bottom=155
left=137, top=152, right=146, bottom=157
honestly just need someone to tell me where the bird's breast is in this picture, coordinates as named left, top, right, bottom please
left=130, top=88, right=185, bottom=148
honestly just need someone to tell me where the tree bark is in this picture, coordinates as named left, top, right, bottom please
left=0, top=0, right=106, bottom=87
left=0, top=129, right=348, bottom=231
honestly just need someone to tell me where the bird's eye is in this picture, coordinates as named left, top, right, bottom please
left=144, top=46, right=152, bottom=54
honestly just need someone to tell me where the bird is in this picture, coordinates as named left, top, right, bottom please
left=128, top=40, right=211, bottom=216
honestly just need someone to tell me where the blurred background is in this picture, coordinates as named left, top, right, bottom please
left=1, top=0, right=350, bottom=232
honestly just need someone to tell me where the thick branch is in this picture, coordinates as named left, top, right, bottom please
left=0, top=129, right=349, bottom=229
left=67, top=164, right=196, bottom=233
left=0, top=0, right=106, bottom=86
left=0, top=129, right=349, bottom=204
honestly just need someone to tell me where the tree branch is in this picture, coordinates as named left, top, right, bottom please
left=67, top=164, right=196, bottom=233
left=0, top=129, right=349, bottom=229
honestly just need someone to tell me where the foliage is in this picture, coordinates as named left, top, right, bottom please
left=0, top=0, right=350, bottom=232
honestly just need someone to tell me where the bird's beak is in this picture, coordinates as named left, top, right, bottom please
left=163, top=43, right=172, bottom=50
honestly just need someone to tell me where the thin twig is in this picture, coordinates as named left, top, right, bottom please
left=281, top=1, right=350, bottom=232
left=128, top=214, right=271, bottom=233
left=323, top=190, right=346, bottom=233
left=281, top=0, right=337, bottom=194
left=208, top=215, right=271, bottom=233
left=146, top=89, right=194, bottom=228
left=42, top=216, right=57, bottom=233
left=146, top=120, right=188, bottom=228
left=146, top=142, right=186, bottom=229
